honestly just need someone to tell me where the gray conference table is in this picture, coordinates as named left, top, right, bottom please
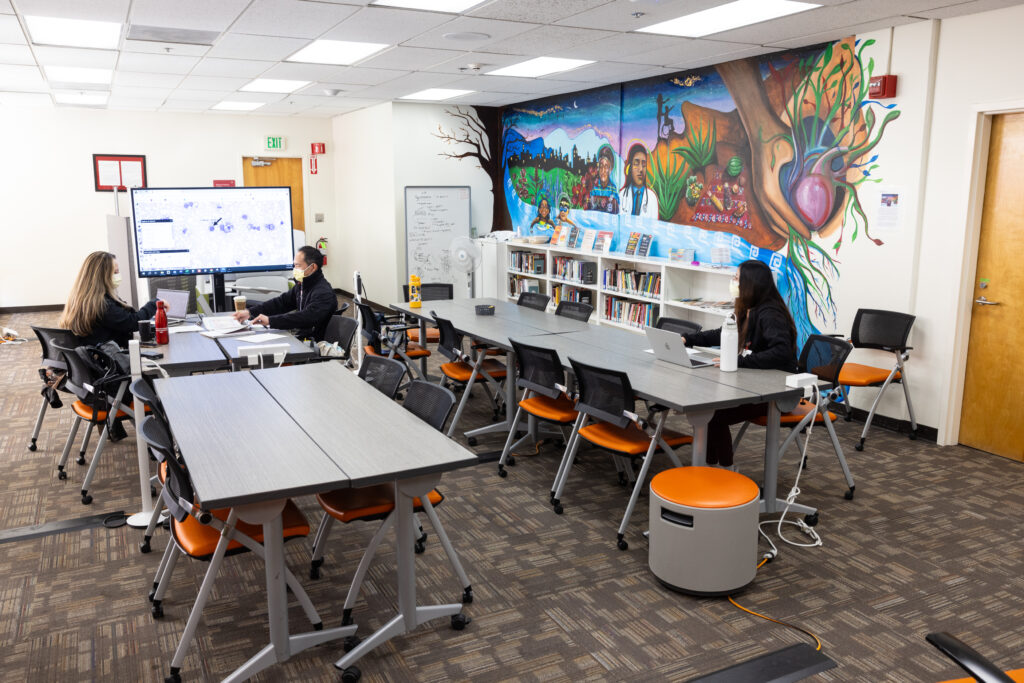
left=153, top=329, right=231, bottom=375
left=216, top=329, right=318, bottom=369
left=154, top=362, right=476, bottom=681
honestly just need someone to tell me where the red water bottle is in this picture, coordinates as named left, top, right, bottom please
left=154, top=301, right=169, bottom=345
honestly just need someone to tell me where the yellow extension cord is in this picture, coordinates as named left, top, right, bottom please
left=726, top=558, right=823, bottom=651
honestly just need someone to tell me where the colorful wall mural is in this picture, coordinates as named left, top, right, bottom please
left=502, top=38, right=900, bottom=342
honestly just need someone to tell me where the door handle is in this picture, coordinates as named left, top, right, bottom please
left=975, top=296, right=1000, bottom=306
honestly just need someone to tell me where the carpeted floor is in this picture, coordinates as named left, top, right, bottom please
left=1, top=306, right=1022, bottom=682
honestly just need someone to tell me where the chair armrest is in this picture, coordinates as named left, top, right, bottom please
left=925, top=632, right=1014, bottom=683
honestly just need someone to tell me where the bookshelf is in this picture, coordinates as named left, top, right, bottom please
left=500, top=240, right=736, bottom=332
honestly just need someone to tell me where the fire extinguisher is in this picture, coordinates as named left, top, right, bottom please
left=315, top=237, right=328, bottom=265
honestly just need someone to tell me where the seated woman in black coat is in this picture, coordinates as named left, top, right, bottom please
left=683, top=259, right=799, bottom=467
left=59, top=251, right=159, bottom=349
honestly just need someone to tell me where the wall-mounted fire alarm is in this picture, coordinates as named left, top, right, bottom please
left=869, top=74, right=897, bottom=99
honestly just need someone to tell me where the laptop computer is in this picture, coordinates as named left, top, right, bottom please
left=156, top=288, right=191, bottom=322
left=644, top=326, right=716, bottom=368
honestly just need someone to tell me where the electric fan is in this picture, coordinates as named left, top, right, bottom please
left=448, top=236, right=481, bottom=298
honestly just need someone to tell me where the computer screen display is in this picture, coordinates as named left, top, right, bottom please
left=131, top=186, right=294, bottom=277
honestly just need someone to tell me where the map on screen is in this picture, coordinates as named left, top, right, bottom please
left=131, top=186, right=294, bottom=277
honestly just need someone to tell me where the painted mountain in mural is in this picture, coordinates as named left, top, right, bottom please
left=503, top=129, right=545, bottom=163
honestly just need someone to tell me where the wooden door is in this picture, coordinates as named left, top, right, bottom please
left=959, top=113, right=1024, bottom=461
left=242, top=157, right=305, bottom=232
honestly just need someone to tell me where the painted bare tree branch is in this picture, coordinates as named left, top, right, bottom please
left=434, top=105, right=510, bottom=231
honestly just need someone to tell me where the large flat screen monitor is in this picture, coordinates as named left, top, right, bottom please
left=131, top=186, right=295, bottom=277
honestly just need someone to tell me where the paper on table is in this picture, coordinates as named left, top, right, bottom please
left=120, top=160, right=144, bottom=188
left=201, top=330, right=253, bottom=339
left=97, top=160, right=121, bottom=187
left=203, top=316, right=247, bottom=332
left=235, top=333, right=286, bottom=344
left=168, top=324, right=202, bottom=334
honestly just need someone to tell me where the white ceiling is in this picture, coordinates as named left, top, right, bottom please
left=0, top=0, right=1021, bottom=117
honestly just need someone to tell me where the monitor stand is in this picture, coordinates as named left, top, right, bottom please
left=212, top=273, right=226, bottom=313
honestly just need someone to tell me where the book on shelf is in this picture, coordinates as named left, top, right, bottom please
left=579, top=229, right=597, bottom=251
left=567, top=226, right=581, bottom=248
left=580, top=261, right=597, bottom=284
left=636, top=233, right=653, bottom=257
left=557, top=227, right=570, bottom=246
left=594, top=230, right=614, bottom=254
left=550, top=225, right=563, bottom=246
left=624, top=231, right=641, bottom=255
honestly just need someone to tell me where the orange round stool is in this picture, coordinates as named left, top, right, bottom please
left=649, top=466, right=760, bottom=596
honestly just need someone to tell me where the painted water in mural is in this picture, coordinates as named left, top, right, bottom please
left=502, top=38, right=900, bottom=342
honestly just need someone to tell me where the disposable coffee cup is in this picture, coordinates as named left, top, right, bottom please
left=233, top=295, right=247, bottom=312
left=138, top=320, right=154, bottom=342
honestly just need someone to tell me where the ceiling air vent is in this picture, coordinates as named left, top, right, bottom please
left=126, top=25, right=220, bottom=46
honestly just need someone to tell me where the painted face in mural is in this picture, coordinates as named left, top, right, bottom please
left=538, top=198, right=550, bottom=220
left=559, top=200, right=570, bottom=218
left=629, top=149, right=647, bottom=187
left=598, top=156, right=611, bottom=186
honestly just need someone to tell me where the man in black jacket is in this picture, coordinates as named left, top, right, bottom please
left=232, top=246, right=337, bottom=341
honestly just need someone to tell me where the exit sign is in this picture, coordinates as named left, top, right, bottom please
left=263, top=135, right=286, bottom=152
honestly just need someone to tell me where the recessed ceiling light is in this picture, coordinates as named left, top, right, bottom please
left=488, top=57, right=593, bottom=78
left=637, top=0, right=820, bottom=38
left=286, top=39, right=388, bottom=66
left=442, top=32, right=491, bottom=42
left=212, top=101, right=265, bottom=111
left=400, top=88, right=474, bottom=101
left=45, top=66, right=113, bottom=84
left=241, top=78, right=311, bottom=94
left=25, top=16, right=121, bottom=50
left=53, top=90, right=109, bottom=106
left=373, top=0, right=484, bottom=12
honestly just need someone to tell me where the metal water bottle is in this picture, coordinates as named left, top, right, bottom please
left=409, top=274, right=421, bottom=309
left=154, top=300, right=169, bottom=345
left=720, top=314, right=738, bottom=373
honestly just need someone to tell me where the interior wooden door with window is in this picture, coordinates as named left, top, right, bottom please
left=958, top=112, right=1024, bottom=462
left=242, top=156, right=305, bottom=233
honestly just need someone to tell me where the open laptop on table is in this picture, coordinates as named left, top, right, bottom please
left=156, top=288, right=193, bottom=324
left=644, top=325, right=716, bottom=368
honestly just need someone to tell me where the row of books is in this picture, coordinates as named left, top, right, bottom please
left=509, top=250, right=546, bottom=274
left=550, top=225, right=615, bottom=253
left=623, top=232, right=654, bottom=257
left=552, top=256, right=597, bottom=284
left=604, top=297, right=655, bottom=329
left=551, top=284, right=593, bottom=306
left=602, top=268, right=662, bottom=298
left=508, top=274, right=542, bottom=297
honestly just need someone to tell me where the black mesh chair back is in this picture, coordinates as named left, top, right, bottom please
left=430, top=313, right=464, bottom=363
left=358, top=355, right=407, bottom=399
left=510, top=339, right=565, bottom=399
left=139, top=414, right=194, bottom=523
left=799, top=335, right=853, bottom=388
left=324, top=315, right=358, bottom=356
left=138, top=412, right=174, bottom=465
left=555, top=300, right=594, bottom=322
left=32, top=326, right=80, bottom=371
left=403, top=380, right=457, bottom=432
left=150, top=275, right=198, bottom=313
left=403, top=282, right=454, bottom=302
left=568, top=357, right=634, bottom=428
left=355, top=302, right=383, bottom=354
left=656, top=317, right=702, bottom=337
left=517, top=292, right=550, bottom=311
left=335, top=302, right=350, bottom=316
left=130, top=376, right=167, bottom=422
left=850, top=309, right=915, bottom=351
left=52, top=343, right=101, bottom=402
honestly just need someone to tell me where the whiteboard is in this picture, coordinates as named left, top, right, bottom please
left=404, top=186, right=471, bottom=295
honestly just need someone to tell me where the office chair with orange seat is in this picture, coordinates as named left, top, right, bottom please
left=402, top=282, right=453, bottom=346
left=431, top=312, right=508, bottom=437
left=837, top=308, right=918, bottom=451
left=355, top=301, right=430, bottom=382
left=27, top=326, right=80, bottom=453
left=554, top=300, right=593, bottom=322
left=927, top=631, right=1023, bottom=682
left=732, top=334, right=857, bottom=505
left=552, top=358, right=693, bottom=550
left=656, top=316, right=702, bottom=337
left=517, top=291, right=550, bottom=311
left=497, top=339, right=579, bottom=478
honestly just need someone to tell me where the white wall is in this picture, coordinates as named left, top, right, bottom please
left=331, top=102, right=397, bottom=302
left=0, top=106, right=334, bottom=308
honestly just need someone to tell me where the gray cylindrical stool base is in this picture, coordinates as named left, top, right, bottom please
left=649, top=466, right=759, bottom=596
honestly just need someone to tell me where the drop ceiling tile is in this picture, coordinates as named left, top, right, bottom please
left=190, top=57, right=274, bottom=78
left=322, top=6, right=455, bottom=44
left=469, top=0, right=612, bottom=24
left=555, top=0, right=722, bottom=31
left=107, top=95, right=164, bottom=109
left=117, top=52, right=200, bottom=74
left=444, top=73, right=581, bottom=94
left=296, top=81, right=357, bottom=96
left=617, top=38, right=762, bottom=67
left=177, top=74, right=250, bottom=91
left=325, top=65, right=410, bottom=86
left=425, top=50, right=531, bottom=74
left=33, top=45, right=118, bottom=68
left=110, top=84, right=172, bottom=98
left=403, top=16, right=539, bottom=51
left=121, top=40, right=210, bottom=56
left=131, top=0, right=250, bottom=32
left=0, top=91, right=53, bottom=106
left=164, top=89, right=224, bottom=102
left=912, top=0, right=1023, bottom=18
left=542, top=60, right=676, bottom=83
left=550, top=32, right=688, bottom=61
left=765, top=16, right=922, bottom=49
left=231, top=0, right=359, bottom=39
left=0, top=43, right=33, bottom=64
left=674, top=45, right=780, bottom=71
left=445, top=89, right=523, bottom=105
left=0, top=63, right=45, bottom=89
left=483, top=24, right=614, bottom=55
left=207, top=33, right=309, bottom=61
left=258, top=61, right=352, bottom=81
left=16, top=0, right=129, bottom=23
left=352, top=70, right=463, bottom=98
left=274, top=93, right=344, bottom=106
left=159, top=100, right=210, bottom=111
left=254, top=100, right=315, bottom=114
left=0, top=0, right=12, bottom=13
left=217, top=91, right=284, bottom=104
left=0, top=14, right=26, bottom=44
left=113, top=71, right=184, bottom=88
left=357, top=46, right=464, bottom=71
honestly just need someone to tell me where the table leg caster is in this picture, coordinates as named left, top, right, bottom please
left=341, top=665, right=361, bottom=682
left=28, top=440, right=37, bottom=452
left=462, top=586, right=473, bottom=603
left=164, top=667, right=181, bottom=683
left=804, top=512, right=819, bottom=527
left=343, top=635, right=361, bottom=652
left=844, top=486, right=855, bottom=500
left=616, top=534, right=628, bottom=551
left=81, top=491, right=93, bottom=505
left=451, top=613, right=471, bottom=630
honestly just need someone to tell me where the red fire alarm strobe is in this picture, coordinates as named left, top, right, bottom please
left=869, top=74, right=897, bottom=99
left=311, top=142, right=326, bottom=155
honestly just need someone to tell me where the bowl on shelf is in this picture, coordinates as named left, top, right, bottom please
left=525, top=235, right=551, bottom=244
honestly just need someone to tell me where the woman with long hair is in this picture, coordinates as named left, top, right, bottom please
left=59, top=251, right=158, bottom=348
left=682, top=259, right=799, bottom=466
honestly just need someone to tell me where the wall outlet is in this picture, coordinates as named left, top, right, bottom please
left=315, top=213, right=324, bottom=223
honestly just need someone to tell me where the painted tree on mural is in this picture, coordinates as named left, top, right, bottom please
left=434, top=106, right=511, bottom=231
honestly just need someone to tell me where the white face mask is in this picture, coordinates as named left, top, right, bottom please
left=729, top=279, right=740, bottom=298
left=293, top=265, right=310, bottom=282
left=112, top=273, right=123, bottom=287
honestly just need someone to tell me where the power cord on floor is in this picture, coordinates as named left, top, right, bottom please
left=724, top=556, right=823, bottom=651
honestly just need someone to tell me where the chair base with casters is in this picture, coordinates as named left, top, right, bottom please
left=839, top=355, right=918, bottom=451
left=28, top=327, right=81, bottom=452
left=497, top=391, right=577, bottom=478
left=926, top=631, right=1022, bottom=683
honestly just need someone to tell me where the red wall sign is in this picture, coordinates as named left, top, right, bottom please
left=93, top=154, right=147, bottom=192
left=311, top=142, right=326, bottom=155
left=213, top=179, right=236, bottom=187
left=309, top=156, right=318, bottom=175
